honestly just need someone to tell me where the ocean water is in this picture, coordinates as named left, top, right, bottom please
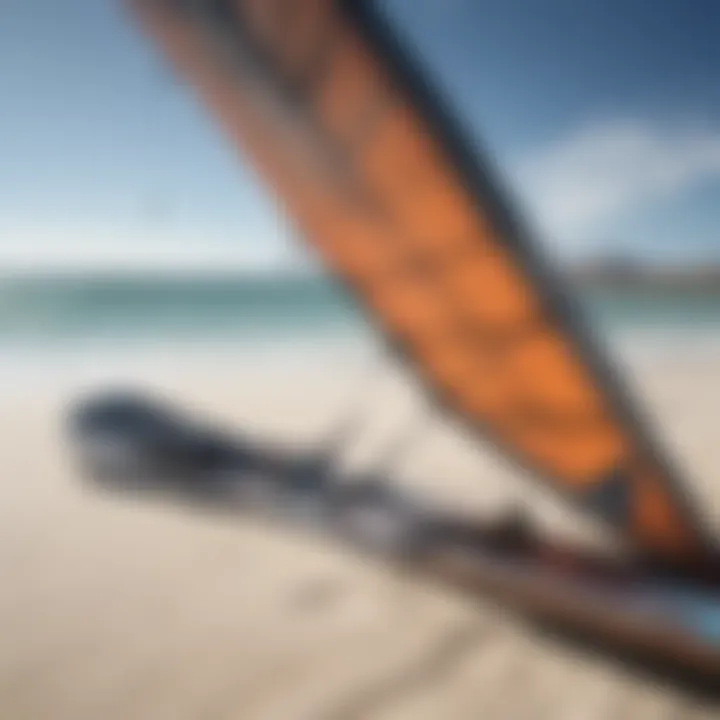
left=0, top=274, right=719, bottom=357
left=0, top=275, right=362, bottom=348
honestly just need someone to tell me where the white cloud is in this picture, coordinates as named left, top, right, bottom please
left=510, top=119, right=720, bottom=251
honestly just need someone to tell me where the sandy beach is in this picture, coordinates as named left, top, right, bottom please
left=1, top=341, right=720, bottom=719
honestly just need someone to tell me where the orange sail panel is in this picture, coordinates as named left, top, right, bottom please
left=128, top=0, right=709, bottom=566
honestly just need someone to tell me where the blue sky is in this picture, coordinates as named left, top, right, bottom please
left=2, top=0, right=720, bottom=273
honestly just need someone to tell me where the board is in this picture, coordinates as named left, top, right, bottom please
left=68, top=391, right=720, bottom=680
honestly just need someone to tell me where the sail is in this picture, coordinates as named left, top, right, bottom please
left=128, top=0, right=711, bottom=567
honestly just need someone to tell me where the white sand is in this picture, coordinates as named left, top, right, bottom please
left=1, top=341, right=719, bottom=719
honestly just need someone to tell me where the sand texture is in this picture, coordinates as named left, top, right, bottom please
left=1, top=346, right=720, bottom=719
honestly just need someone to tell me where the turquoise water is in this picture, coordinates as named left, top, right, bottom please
left=0, top=275, right=359, bottom=347
left=0, top=274, right=719, bottom=350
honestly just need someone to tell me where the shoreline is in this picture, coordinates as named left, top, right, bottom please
left=0, top=326, right=719, bottom=393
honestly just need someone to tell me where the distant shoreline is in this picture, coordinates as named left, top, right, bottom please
left=568, top=263, right=720, bottom=293
left=0, top=263, right=718, bottom=293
